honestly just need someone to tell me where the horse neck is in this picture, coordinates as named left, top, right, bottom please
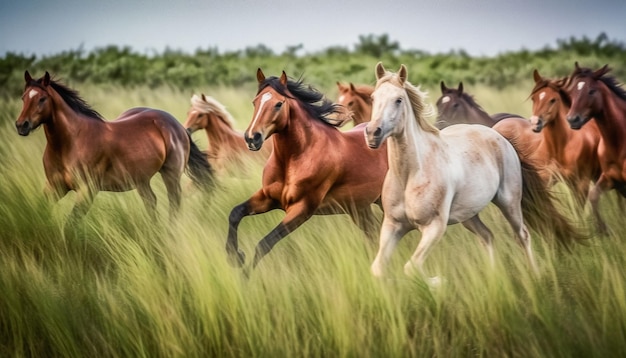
left=541, top=103, right=573, bottom=160
left=44, top=91, right=90, bottom=150
left=272, top=103, right=322, bottom=159
left=593, top=86, right=626, bottom=149
left=353, top=96, right=372, bottom=124
left=203, top=113, right=244, bottom=156
left=466, top=104, right=495, bottom=126
left=388, top=111, right=440, bottom=179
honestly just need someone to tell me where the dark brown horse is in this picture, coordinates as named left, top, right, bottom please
left=435, top=81, right=523, bottom=129
left=16, top=71, right=214, bottom=226
left=566, top=62, right=626, bottom=200
left=529, top=69, right=607, bottom=232
left=335, top=82, right=374, bottom=124
left=226, top=69, right=388, bottom=272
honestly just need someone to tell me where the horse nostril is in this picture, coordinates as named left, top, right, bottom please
left=373, top=127, right=382, bottom=137
left=253, top=132, right=262, bottom=142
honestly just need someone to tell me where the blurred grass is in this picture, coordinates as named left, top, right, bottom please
left=1, top=84, right=625, bottom=357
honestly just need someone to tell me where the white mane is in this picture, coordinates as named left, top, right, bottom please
left=190, top=94, right=235, bottom=127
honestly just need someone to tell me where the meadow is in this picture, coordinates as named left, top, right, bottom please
left=1, top=80, right=626, bottom=357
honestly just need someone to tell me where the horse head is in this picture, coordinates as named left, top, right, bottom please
left=16, top=71, right=53, bottom=136
left=566, top=62, right=611, bottom=129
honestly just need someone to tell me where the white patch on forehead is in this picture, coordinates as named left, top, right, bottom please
left=577, top=81, right=585, bottom=90
left=539, top=91, right=546, bottom=101
left=338, top=95, right=345, bottom=103
left=28, top=89, right=38, bottom=99
left=248, top=92, right=273, bottom=137
left=441, top=96, right=450, bottom=104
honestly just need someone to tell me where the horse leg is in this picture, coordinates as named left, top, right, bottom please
left=250, top=201, right=316, bottom=270
left=370, top=217, right=410, bottom=277
left=589, top=174, right=610, bottom=235
left=136, top=182, right=158, bottom=220
left=65, top=189, right=95, bottom=238
left=226, top=190, right=278, bottom=267
left=404, top=220, right=447, bottom=286
left=461, top=215, right=495, bottom=268
left=494, top=200, right=538, bottom=275
left=160, top=172, right=183, bottom=221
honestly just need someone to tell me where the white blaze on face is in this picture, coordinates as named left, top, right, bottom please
left=338, top=95, right=345, bottom=103
left=577, top=81, right=586, bottom=91
left=539, top=91, right=546, bottom=101
left=28, top=89, right=38, bottom=99
left=441, top=96, right=450, bottom=104
left=248, top=91, right=273, bottom=137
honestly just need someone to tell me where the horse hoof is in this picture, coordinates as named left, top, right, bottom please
left=227, top=249, right=246, bottom=267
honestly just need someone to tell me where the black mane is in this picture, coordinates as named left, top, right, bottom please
left=32, top=76, right=104, bottom=121
left=573, top=66, right=626, bottom=102
left=258, top=75, right=341, bottom=126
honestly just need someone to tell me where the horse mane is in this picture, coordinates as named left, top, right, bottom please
left=376, top=72, right=437, bottom=134
left=530, top=77, right=572, bottom=107
left=572, top=65, right=626, bottom=101
left=259, top=76, right=344, bottom=127
left=33, top=76, right=104, bottom=121
left=353, top=85, right=374, bottom=102
left=190, top=94, right=235, bottom=128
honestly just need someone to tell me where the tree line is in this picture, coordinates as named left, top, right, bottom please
left=1, top=33, right=624, bottom=97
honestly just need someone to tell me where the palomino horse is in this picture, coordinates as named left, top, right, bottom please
left=184, top=93, right=272, bottom=175
left=336, top=82, right=374, bottom=125
left=365, top=63, right=582, bottom=284
left=16, top=71, right=214, bottom=226
left=566, top=62, right=626, bottom=200
left=435, top=81, right=524, bottom=129
left=528, top=69, right=606, bottom=232
left=226, top=69, right=388, bottom=272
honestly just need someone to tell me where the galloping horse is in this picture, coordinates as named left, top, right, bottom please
left=566, top=62, right=626, bottom=200
left=16, top=71, right=214, bottom=225
left=184, top=93, right=272, bottom=175
left=226, top=69, right=388, bottom=272
left=435, top=81, right=524, bottom=129
left=336, top=82, right=374, bottom=125
left=529, top=69, right=606, bottom=232
left=365, top=63, right=582, bottom=284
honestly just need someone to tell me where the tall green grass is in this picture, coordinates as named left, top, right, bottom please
left=1, top=85, right=625, bottom=357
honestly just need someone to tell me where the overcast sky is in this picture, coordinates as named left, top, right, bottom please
left=2, top=0, right=624, bottom=58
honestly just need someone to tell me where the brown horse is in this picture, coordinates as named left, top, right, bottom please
left=528, top=69, right=607, bottom=232
left=16, top=71, right=214, bottom=226
left=184, top=93, right=272, bottom=175
left=435, top=81, right=524, bottom=129
left=566, top=62, right=626, bottom=200
left=336, top=82, right=374, bottom=124
left=226, top=69, right=388, bottom=272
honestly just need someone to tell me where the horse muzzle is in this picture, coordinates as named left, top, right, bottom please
left=15, top=120, right=32, bottom=136
left=567, top=115, right=587, bottom=130
left=529, top=115, right=543, bottom=133
left=244, top=132, right=264, bottom=151
left=364, top=126, right=384, bottom=149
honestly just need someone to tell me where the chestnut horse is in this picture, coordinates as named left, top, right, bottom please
left=365, top=63, right=583, bottom=284
left=226, top=69, right=388, bottom=272
left=184, top=93, right=272, bottom=175
left=566, top=62, right=626, bottom=201
left=336, top=82, right=374, bottom=125
left=528, top=69, right=607, bottom=232
left=16, top=71, right=214, bottom=226
left=435, top=81, right=524, bottom=129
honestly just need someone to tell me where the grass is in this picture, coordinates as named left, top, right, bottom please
left=1, top=84, right=625, bottom=357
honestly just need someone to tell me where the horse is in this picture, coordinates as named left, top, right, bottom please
left=364, top=63, right=583, bottom=284
left=566, top=62, right=626, bottom=201
left=184, top=93, right=272, bottom=175
left=528, top=69, right=607, bottom=232
left=225, top=69, right=389, bottom=272
left=15, top=71, right=214, bottom=227
left=435, top=81, right=524, bottom=129
left=336, top=82, right=374, bottom=125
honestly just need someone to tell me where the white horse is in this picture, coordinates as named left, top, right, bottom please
left=364, top=62, right=582, bottom=285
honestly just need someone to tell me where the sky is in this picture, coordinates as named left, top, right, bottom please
left=1, top=0, right=625, bottom=58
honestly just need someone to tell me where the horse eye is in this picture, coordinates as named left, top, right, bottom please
left=38, top=97, right=46, bottom=104
left=348, top=101, right=354, bottom=107
left=452, top=103, right=459, bottom=108
left=589, top=89, right=596, bottom=95
left=395, top=98, right=402, bottom=105
left=275, top=101, right=283, bottom=110
left=549, top=98, right=556, bottom=104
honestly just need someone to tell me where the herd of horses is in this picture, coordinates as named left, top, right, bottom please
left=15, top=61, right=626, bottom=284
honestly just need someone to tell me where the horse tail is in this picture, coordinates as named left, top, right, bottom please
left=508, top=139, right=587, bottom=249
left=186, top=133, right=215, bottom=191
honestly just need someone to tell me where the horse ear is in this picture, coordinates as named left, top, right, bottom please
left=350, top=82, right=357, bottom=91
left=594, top=64, right=610, bottom=79
left=201, top=93, right=207, bottom=101
left=375, top=62, right=386, bottom=80
left=458, top=82, right=464, bottom=94
left=43, top=71, right=51, bottom=86
left=574, top=61, right=581, bottom=71
left=280, top=71, right=288, bottom=86
left=533, top=69, right=542, bottom=84
left=398, top=65, right=407, bottom=84
left=24, top=70, right=33, bottom=83
left=256, top=68, right=265, bottom=83
left=440, top=81, right=447, bottom=93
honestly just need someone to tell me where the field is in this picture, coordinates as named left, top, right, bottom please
left=1, top=82, right=625, bottom=357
